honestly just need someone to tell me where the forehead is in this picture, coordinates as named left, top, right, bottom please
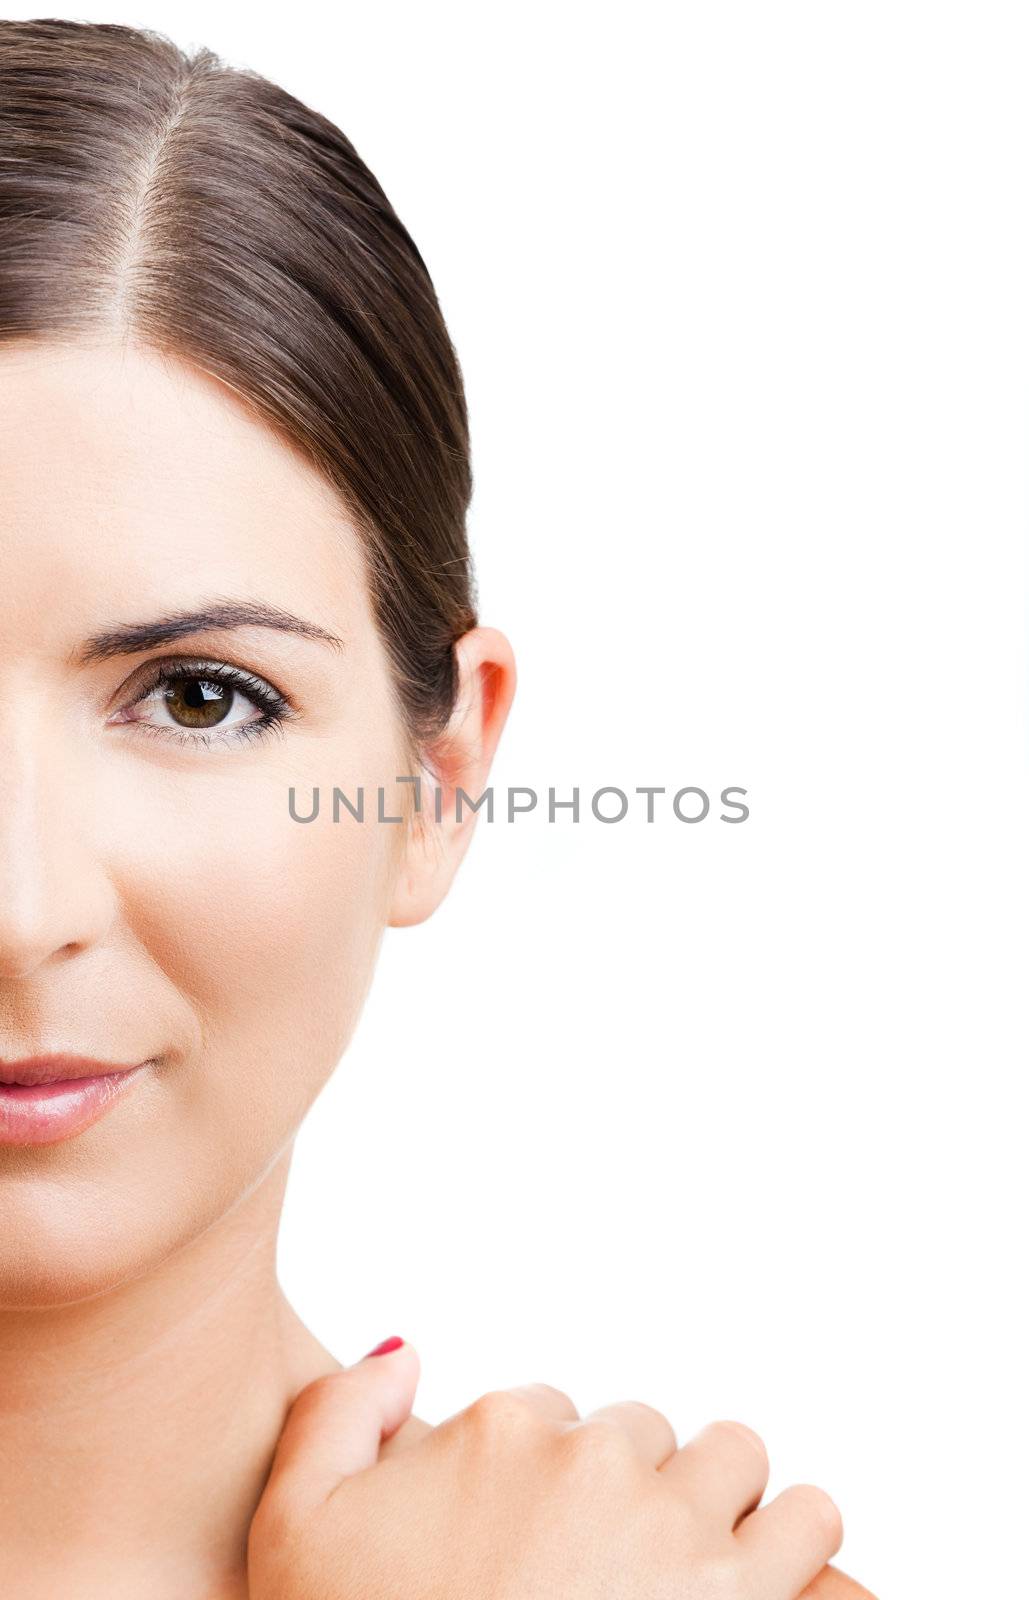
left=0, top=338, right=369, bottom=639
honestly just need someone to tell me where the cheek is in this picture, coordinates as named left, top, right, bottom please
left=0, top=732, right=406, bottom=1305
left=122, top=764, right=399, bottom=1134
left=0, top=755, right=402, bottom=1309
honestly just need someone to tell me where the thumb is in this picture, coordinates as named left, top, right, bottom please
left=264, top=1336, right=421, bottom=1508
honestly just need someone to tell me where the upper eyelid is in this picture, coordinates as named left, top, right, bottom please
left=119, top=654, right=297, bottom=712
left=108, top=659, right=296, bottom=753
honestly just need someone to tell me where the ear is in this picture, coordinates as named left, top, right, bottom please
left=387, top=626, right=516, bottom=928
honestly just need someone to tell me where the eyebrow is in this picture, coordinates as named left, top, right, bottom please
left=76, top=599, right=346, bottom=666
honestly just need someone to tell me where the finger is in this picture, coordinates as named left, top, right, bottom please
left=377, top=1411, right=434, bottom=1460
left=735, top=1483, right=844, bottom=1599
left=576, top=1399, right=678, bottom=1468
left=263, top=1337, right=420, bottom=1510
left=659, top=1420, right=769, bottom=1526
left=799, top=1564, right=879, bottom=1600
left=500, top=1382, right=581, bottom=1424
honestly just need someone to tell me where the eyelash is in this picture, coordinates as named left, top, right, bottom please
left=116, top=657, right=297, bottom=750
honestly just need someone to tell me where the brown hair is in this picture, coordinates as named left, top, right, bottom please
left=0, top=18, right=477, bottom=775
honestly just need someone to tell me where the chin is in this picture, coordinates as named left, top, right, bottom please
left=0, top=1169, right=199, bottom=1311
left=0, top=1241, right=150, bottom=1310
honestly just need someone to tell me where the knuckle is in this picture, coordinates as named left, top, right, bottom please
left=516, top=1380, right=576, bottom=1413
left=461, top=1387, right=540, bottom=1438
left=561, top=1416, right=640, bottom=1479
left=790, top=1483, right=844, bottom=1546
left=620, top=1397, right=674, bottom=1431
left=712, top=1419, right=769, bottom=1470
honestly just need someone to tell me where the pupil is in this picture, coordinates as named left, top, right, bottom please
left=167, top=678, right=232, bottom=728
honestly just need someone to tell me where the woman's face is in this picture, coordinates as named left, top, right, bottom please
left=0, top=339, right=415, bottom=1307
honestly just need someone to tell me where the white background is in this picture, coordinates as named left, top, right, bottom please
left=15, top=4, right=1028, bottom=1592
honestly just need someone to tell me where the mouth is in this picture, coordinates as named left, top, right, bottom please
left=0, top=1056, right=153, bottom=1146
left=0, top=1054, right=144, bottom=1087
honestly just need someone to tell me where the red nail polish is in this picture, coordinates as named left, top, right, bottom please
left=365, top=1335, right=404, bottom=1358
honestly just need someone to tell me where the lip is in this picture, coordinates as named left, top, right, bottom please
left=0, top=1057, right=152, bottom=1147
left=0, top=1053, right=145, bottom=1087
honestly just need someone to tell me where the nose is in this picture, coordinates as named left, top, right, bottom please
left=0, top=702, right=118, bottom=980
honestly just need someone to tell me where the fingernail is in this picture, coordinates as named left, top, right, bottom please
left=364, top=1335, right=405, bottom=1358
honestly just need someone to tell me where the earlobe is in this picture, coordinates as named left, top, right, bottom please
left=387, top=626, right=516, bottom=929
left=386, top=794, right=451, bottom=929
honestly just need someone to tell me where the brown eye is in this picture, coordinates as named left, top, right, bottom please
left=162, top=676, right=234, bottom=730
left=110, top=658, right=293, bottom=749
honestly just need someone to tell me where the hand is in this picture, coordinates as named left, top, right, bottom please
left=379, top=1419, right=877, bottom=1600
left=377, top=1414, right=877, bottom=1600
left=248, top=1342, right=877, bottom=1600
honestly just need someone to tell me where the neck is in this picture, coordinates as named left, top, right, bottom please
left=0, top=1147, right=343, bottom=1600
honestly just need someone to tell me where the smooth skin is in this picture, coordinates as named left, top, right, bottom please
left=251, top=1345, right=875, bottom=1600
left=0, top=338, right=872, bottom=1599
